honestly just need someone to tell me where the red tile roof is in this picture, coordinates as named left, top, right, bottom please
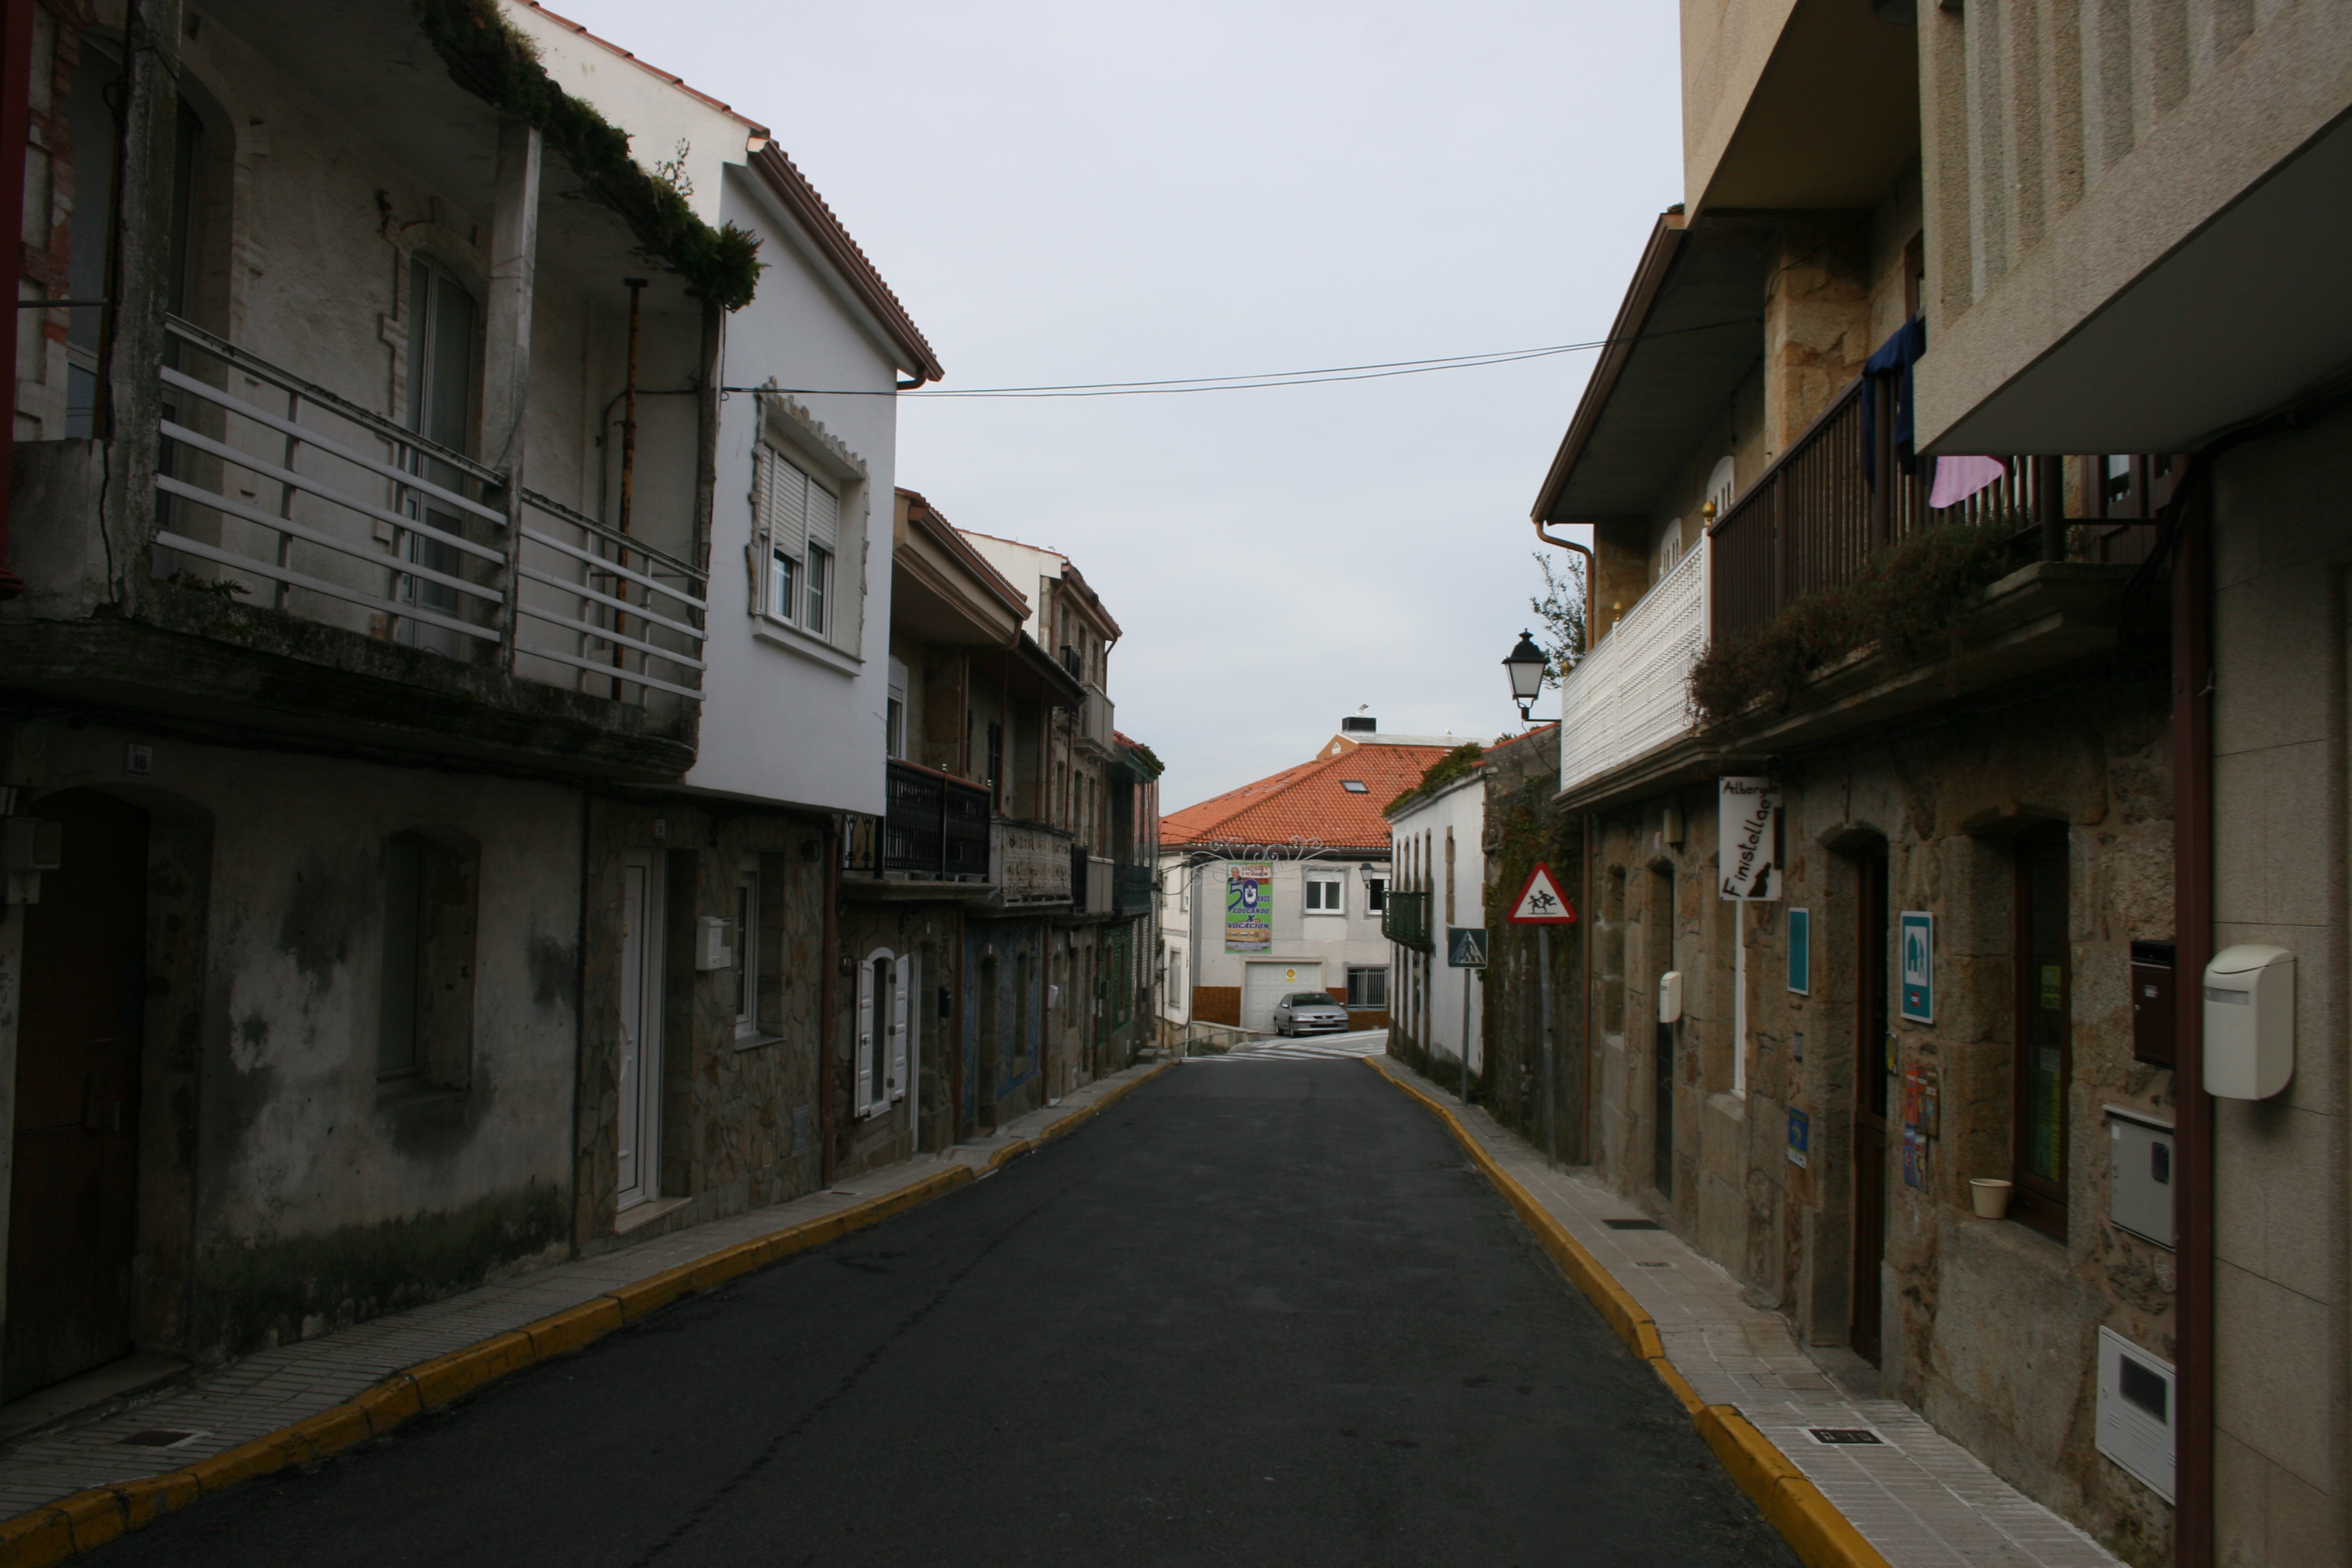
left=1161, top=744, right=1452, bottom=854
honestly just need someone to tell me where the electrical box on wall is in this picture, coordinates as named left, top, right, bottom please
left=2203, top=945, right=2294, bottom=1099
left=695, top=916, right=734, bottom=972
left=1658, top=970, right=1684, bottom=1024
left=2105, top=1106, right=2174, bottom=1248
left=2128, top=940, right=2175, bottom=1067
left=2096, top=1328, right=2175, bottom=1502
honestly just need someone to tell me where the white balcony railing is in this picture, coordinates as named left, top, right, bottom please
left=152, top=317, right=705, bottom=707
left=1558, top=534, right=1708, bottom=796
left=1079, top=684, right=1115, bottom=753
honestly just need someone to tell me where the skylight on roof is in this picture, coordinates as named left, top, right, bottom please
left=1341, top=780, right=1369, bottom=793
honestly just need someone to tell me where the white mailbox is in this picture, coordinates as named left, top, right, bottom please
left=695, top=915, right=735, bottom=973
left=2203, top=945, right=2294, bottom=1099
left=1658, top=970, right=1684, bottom=1025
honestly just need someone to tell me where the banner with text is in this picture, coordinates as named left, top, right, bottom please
left=1718, top=776, right=1783, bottom=900
left=1225, top=863, right=1273, bottom=952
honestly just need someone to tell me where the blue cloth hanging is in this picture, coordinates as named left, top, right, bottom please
left=1861, top=315, right=1926, bottom=483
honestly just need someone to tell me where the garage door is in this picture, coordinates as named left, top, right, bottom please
left=1243, top=961, right=1324, bottom=1031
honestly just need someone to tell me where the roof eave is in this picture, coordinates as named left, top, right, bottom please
left=749, top=143, right=943, bottom=384
left=1530, top=211, right=1687, bottom=524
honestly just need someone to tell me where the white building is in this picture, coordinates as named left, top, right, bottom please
left=1384, top=754, right=1486, bottom=1087
left=1159, top=719, right=1462, bottom=1036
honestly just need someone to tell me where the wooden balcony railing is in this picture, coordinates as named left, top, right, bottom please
left=1708, top=375, right=2054, bottom=646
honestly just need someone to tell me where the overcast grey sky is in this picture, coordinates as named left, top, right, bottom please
left=544, top=0, right=1682, bottom=812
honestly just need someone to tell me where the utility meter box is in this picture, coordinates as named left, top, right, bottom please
left=695, top=916, right=734, bottom=972
left=2204, top=945, right=2294, bottom=1099
left=2097, top=1328, right=2175, bottom=1502
left=2128, top=940, right=2175, bottom=1067
left=1658, top=970, right=1684, bottom=1025
left=2106, top=1106, right=2174, bottom=1248
left=2, top=817, right=62, bottom=871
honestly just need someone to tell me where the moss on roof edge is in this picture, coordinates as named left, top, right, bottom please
left=415, top=0, right=765, bottom=311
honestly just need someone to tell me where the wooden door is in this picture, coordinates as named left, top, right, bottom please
left=1851, top=847, right=1892, bottom=1366
left=4, top=791, right=148, bottom=1401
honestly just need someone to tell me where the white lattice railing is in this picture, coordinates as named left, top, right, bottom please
left=1559, top=535, right=1707, bottom=795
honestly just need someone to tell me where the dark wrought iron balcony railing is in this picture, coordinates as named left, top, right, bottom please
left=881, top=759, right=991, bottom=881
left=1381, top=889, right=1432, bottom=954
left=1116, top=863, right=1153, bottom=916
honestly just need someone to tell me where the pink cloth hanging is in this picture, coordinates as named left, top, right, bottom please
left=1928, top=454, right=2008, bottom=509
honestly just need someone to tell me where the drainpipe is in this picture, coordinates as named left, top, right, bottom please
left=1534, top=519, right=1595, bottom=650
left=0, top=0, right=36, bottom=601
left=611, top=278, right=646, bottom=679
left=2170, top=480, right=2214, bottom=1568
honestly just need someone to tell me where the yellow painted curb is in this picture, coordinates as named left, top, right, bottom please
left=1363, top=1056, right=1893, bottom=1568
left=0, top=1507, right=70, bottom=1568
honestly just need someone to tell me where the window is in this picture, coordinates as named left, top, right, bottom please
left=399, top=256, right=480, bottom=657
left=1365, top=877, right=1388, bottom=914
left=885, top=658, right=908, bottom=761
left=1347, top=966, right=1389, bottom=1010
left=754, top=443, right=843, bottom=642
left=807, top=542, right=832, bottom=633
left=1340, top=779, right=1369, bottom=794
left=378, top=831, right=479, bottom=1096
left=1656, top=517, right=1684, bottom=577
left=1304, top=875, right=1344, bottom=913
left=732, top=864, right=760, bottom=1040
left=2012, top=826, right=2072, bottom=1235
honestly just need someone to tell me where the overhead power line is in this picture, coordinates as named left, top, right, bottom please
left=722, top=315, right=1760, bottom=400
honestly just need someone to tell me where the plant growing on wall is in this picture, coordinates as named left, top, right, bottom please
left=413, top=0, right=765, bottom=311
left=1383, top=742, right=1484, bottom=816
left=1529, top=550, right=1587, bottom=685
left=1687, top=522, right=2026, bottom=724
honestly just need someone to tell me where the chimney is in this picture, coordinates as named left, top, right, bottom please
left=1340, top=715, right=1377, bottom=735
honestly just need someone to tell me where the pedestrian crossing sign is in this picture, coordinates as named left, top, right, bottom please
left=1507, top=864, right=1577, bottom=924
left=1448, top=928, right=1489, bottom=968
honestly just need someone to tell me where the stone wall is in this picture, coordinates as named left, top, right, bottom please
left=1583, top=670, right=2176, bottom=1563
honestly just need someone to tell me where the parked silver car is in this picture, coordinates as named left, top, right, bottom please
left=1272, top=991, right=1351, bottom=1036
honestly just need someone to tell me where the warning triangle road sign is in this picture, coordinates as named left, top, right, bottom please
left=1507, top=864, right=1578, bottom=924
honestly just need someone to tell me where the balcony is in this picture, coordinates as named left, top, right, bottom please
left=1077, top=683, right=1116, bottom=757
left=1381, top=889, right=1432, bottom=954
left=1117, top=863, right=1154, bottom=916
left=1082, top=854, right=1114, bottom=917
left=871, top=761, right=992, bottom=882
left=995, top=820, right=1076, bottom=906
left=1557, top=535, right=1708, bottom=798
left=1708, top=376, right=2060, bottom=646
left=121, top=318, right=709, bottom=771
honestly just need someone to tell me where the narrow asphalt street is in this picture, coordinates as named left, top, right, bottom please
left=85, top=1061, right=1796, bottom=1567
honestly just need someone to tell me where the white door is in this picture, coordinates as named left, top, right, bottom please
left=1244, top=961, right=1322, bottom=1031
left=855, top=954, right=879, bottom=1116
left=887, top=954, right=910, bottom=1104
left=617, top=851, right=665, bottom=1208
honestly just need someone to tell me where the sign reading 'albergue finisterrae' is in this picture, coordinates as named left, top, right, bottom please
left=1718, top=776, right=1781, bottom=901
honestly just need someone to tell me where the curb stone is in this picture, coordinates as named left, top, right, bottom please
left=0, top=1060, right=1175, bottom=1568
left=1363, top=1056, right=1892, bottom=1568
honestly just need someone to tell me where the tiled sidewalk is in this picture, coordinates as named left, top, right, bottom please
left=1369, top=1056, right=2122, bottom=1568
left=0, top=1061, right=1171, bottom=1523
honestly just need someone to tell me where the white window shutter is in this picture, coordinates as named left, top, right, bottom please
left=888, top=957, right=910, bottom=1101
left=854, top=957, right=876, bottom=1114
left=769, top=449, right=810, bottom=573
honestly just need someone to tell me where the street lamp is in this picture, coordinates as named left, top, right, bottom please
left=1503, top=630, right=1547, bottom=723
